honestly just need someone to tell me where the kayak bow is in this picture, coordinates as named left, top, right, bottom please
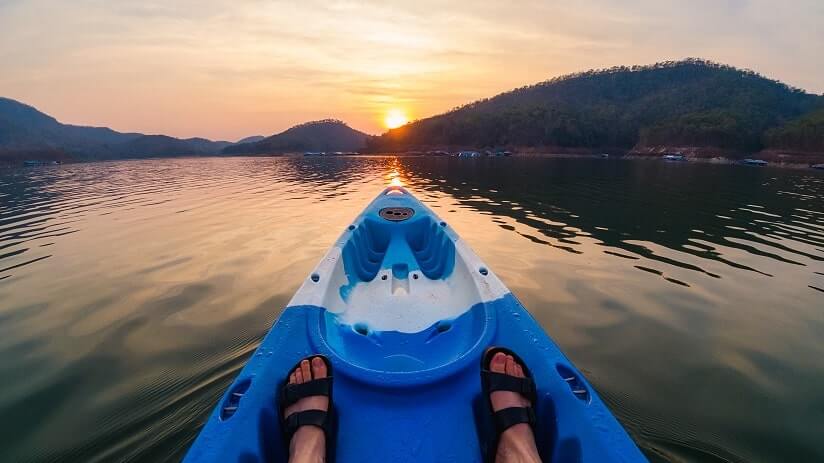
left=185, top=186, right=647, bottom=462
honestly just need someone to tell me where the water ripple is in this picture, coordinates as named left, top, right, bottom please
left=0, top=156, right=822, bottom=462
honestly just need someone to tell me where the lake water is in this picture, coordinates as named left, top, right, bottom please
left=1, top=156, right=822, bottom=462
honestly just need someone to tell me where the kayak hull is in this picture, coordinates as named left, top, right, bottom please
left=185, top=187, right=647, bottom=462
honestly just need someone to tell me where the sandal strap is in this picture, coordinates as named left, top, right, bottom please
left=493, top=406, right=536, bottom=434
left=282, top=377, right=332, bottom=407
left=284, top=409, right=329, bottom=438
left=482, top=371, right=537, bottom=401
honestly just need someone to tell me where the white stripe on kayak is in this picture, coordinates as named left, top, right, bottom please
left=286, top=238, right=508, bottom=333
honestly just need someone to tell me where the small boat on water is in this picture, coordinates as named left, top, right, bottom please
left=185, top=187, right=647, bottom=463
left=812, top=164, right=824, bottom=170
left=662, top=153, right=686, bottom=161
left=741, top=159, right=768, bottom=166
left=457, top=150, right=482, bottom=158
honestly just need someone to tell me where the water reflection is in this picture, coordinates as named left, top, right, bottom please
left=398, top=157, right=824, bottom=288
left=0, top=156, right=822, bottom=462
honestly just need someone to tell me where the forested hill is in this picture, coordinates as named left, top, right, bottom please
left=224, top=120, right=369, bottom=154
left=764, top=108, right=824, bottom=154
left=0, top=97, right=370, bottom=162
left=0, top=97, right=232, bottom=161
left=367, top=59, right=824, bottom=156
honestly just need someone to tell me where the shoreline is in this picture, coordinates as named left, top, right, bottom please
left=3, top=151, right=824, bottom=171
left=513, top=152, right=824, bottom=170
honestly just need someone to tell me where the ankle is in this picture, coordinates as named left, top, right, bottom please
left=501, top=423, right=533, bottom=441
left=496, top=424, right=541, bottom=463
left=288, top=426, right=326, bottom=463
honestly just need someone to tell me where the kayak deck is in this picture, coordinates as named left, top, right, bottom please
left=185, top=187, right=647, bottom=462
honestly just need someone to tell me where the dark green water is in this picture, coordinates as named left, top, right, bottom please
left=0, top=156, right=822, bottom=462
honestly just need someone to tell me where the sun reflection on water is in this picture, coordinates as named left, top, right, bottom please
left=386, top=163, right=405, bottom=187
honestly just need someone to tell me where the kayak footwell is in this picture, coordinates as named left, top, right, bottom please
left=186, top=295, right=645, bottom=462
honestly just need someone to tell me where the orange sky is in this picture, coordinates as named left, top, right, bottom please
left=1, top=0, right=822, bottom=141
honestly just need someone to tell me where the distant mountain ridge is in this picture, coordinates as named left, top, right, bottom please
left=236, top=135, right=266, bottom=144
left=224, top=119, right=369, bottom=154
left=5, top=58, right=824, bottom=163
left=367, top=59, right=824, bottom=158
left=0, top=98, right=369, bottom=162
left=0, top=97, right=233, bottom=161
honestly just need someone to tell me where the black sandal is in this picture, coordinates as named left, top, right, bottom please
left=480, top=347, right=538, bottom=460
left=278, top=355, right=335, bottom=459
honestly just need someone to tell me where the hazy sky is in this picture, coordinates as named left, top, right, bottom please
left=1, top=0, right=822, bottom=140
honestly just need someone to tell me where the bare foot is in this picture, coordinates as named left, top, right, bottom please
left=489, top=352, right=542, bottom=463
left=285, top=357, right=328, bottom=463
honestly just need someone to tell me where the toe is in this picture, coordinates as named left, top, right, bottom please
left=289, top=371, right=297, bottom=384
left=300, top=359, right=312, bottom=381
left=295, top=368, right=304, bottom=384
left=515, top=364, right=525, bottom=378
left=505, top=355, right=516, bottom=376
left=312, top=357, right=327, bottom=379
left=490, top=352, right=507, bottom=373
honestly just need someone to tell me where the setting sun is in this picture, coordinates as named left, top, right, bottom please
left=384, top=109, right=409, bottom=129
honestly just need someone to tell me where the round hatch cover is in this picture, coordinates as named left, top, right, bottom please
left=379, top=207, right=414, bottom=221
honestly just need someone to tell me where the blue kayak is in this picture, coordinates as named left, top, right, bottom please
left=185, top=187, right=647, bottom=462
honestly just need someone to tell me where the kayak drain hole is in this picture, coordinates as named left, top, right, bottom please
left=440, top=221, right=446, bottom=227
left=413, top=273, right=419, bottom=280
left=348, top=224, right=356, bottom=231
left=354, top=323, right=370, bottom=336
left=310, top=273, right=320, bottom=283
left=479, top=267, right=489, bottom=276
left=381, top=275, right=388, bottom=281
left=426, top=320, right=453, bottom=342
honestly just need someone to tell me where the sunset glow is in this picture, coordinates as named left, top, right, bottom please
left=0, top=1, right=822, bottom=140
left=384, top=109, right=409, bottom=129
